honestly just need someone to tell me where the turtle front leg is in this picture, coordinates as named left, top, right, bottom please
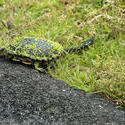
left=34, top=61, right=45, bottom=72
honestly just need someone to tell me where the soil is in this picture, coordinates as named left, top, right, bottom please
left=0, top=58, right=125, bottom=125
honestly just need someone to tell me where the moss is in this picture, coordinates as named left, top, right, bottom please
left=4, top=37, right=64, bottom=61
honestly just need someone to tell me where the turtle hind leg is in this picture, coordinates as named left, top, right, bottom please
left=34, top=61, right=46, bottom=73
left=5, top=54, right=14, bottom=60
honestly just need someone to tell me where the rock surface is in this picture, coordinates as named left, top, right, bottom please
left=0, top=58, right=125, bottom=125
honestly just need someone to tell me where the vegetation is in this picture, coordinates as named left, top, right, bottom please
left=0, top=0, right=125, bottom=108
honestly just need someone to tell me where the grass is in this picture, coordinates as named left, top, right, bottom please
left=0, top=0, right=125, bottom=108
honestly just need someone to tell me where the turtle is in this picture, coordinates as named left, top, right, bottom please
left=0, top=37, right=94, bottom=72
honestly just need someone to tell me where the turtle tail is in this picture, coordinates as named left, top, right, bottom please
left=64, top=38, right=95, bottom=54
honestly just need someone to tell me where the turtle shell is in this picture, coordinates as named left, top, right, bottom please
left=4, top=38, right=64, bottom=61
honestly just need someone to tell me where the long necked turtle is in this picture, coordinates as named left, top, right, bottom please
left=0, top=38, right=94, bottom=72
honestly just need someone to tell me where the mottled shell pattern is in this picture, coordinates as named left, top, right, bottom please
left=4, top=38, right=64, bottom=61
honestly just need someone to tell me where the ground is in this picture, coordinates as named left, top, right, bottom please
left=0, top=0, right=125, bottom=107
left=0, top=58, right=125, bottom=125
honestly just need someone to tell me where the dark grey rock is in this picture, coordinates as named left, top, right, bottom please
left=0, top=58, right=125, bottom=125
